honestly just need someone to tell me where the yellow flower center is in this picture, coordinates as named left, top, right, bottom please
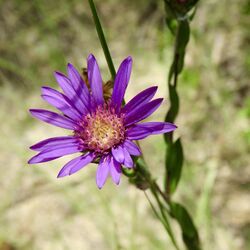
left=76, top=104, right=125, bottom=153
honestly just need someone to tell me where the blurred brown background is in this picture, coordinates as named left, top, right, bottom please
left=0, top=0, right=249, bottom=249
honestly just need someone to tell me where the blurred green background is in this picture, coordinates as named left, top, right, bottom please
left=0, top=0, right=249, bottom=249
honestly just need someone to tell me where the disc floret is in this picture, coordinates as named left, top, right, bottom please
left=76, top=104, right=125, bottom=153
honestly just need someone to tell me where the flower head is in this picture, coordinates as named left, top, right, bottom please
left=28, top=54, right=177, bottom=188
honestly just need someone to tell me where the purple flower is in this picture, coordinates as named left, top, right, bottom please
left=28, top=54, right=177, bottom=188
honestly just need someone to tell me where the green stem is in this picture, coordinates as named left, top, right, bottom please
left=144, top=192, right=175, bottom=243
left=144, top=191, right=168, bottom=229
left=149, top=183, right=180, bottom=250
left=88, top=0, right=116, bottom=79
left=135, top=165, right=180, bottom=250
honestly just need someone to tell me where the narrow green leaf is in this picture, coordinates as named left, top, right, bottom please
left=189, top=5, right=198, bottom=21
left=185, top=0, right=200, bottom=13
left=166, top=18, right=178, bottom=35
left=167, top=20, right=190, bottom=86
left=165, top=84, right=179, bottom=123
left=177, top=52, right=185, bottom=74
left=166, top=138, right=183, bottom=193
left=170, top=202, right=201, bottom=250
left=150, top=187, right=180, bottom=250
left=176, top=20, right=190, bottom=54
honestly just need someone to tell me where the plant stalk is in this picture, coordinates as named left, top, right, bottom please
left=88, top=0, right=116, bottom=79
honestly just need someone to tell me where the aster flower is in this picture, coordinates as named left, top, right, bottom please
left=28, top=54, right=177, bottom=188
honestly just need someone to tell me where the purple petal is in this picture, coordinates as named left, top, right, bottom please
left=87, top=54, right=104, bottom=106
left=41, top=87, right=69, bottom=108
left=135, top=122, right=177, bottom=133
left=69, top=152, right=95, bottom=175
left=122, top=147, right=134, bottom=168
left=57, top=152, right=95, bottom=177
left=96, top=156, right=110, bottom=189
left=122, top=86, right=158, bottom=114
left=42, top=95, right=82, bottom=121
left=109, top=156, right=122, bottom=185
left=41, top=86, right=63, bottom=99
left=30, top=136, right=79, bottom=151
left=67, top=63, right=91, bottom=109
left=28, top=144, right=82, bottom=164
left=111, top=57, right=132, bottom=110
left=57, top=156, right=82, bottom=177
left=54, top=71, right=75, bottom=96
left=124, top=98, right=163, bottom=126
left=41, top=86, right=83, bottom=117
left=29, top=109, right=79, bottom=130
left=123, top=140, right=141, bottom=156
left=54, top=71, right=89, bottom=114
left=111, top=145, right=125, bottom=164
left=126, top=122, right=177, bottom=140
left=126, top=127, right=149, bottom=140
